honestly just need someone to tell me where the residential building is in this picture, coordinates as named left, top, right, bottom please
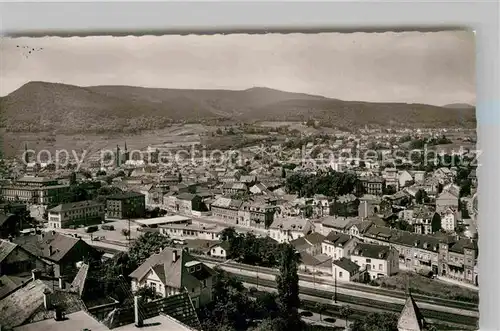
left=290, top=232, right=326, bottom=256
left=441, top=207, right=460, bottom=232
left=383, top=168, right=400, bottom=191
left=412, top=171, right=426, bottom=184
left=210, top=197, right=243, bottom=224
left=47, top=200, right=105, bottom=229
left=174, top=193, right=205, bottom=216
left=363, top=226, right=441, bottom=275
left=13, top=232, right=101, bottom=279
left=238, top=201, right=276, bottom=229
left=411, top=205, right=435, bottom=235
left=269, top=217, right=314, bottom=243
left=106, top=192, right=146, bottom=219
left=332, top=257, right=362, bottom=282
left=350, top=243, right=399, bottom=279
left=433, top=167, right=456, bottom=185
left=436, top=190, right=459, bottom=214
left=398, top=170, right=414, bottom=188
left=318, top=216, right=360, bottom=236
left=1, top=176, right=70, bottom=205
left=0, top=240, right=46, bottom=276
left=439, top=237, right=478, bottom=285
left=322, top=232, right=359, bottom=260
left=358, top=176, right=385, bottom=195
left=221, top=182, right=248, bottom=195
left=299, top=253, right=332, bottom=275
left=129, top=247, right=215, bottom=308
left=209, top=241, right=230, bottom=259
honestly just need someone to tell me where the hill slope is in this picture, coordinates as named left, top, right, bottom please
left=0, top=82, right=476, bottom=134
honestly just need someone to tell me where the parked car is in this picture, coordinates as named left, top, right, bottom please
left=85, top=225, right=99, bottom=233
left=101, top=224, right=115, bottom=231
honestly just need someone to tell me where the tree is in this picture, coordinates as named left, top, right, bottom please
left=339, top=305, right=354, bottom=330
left=128, top=232, right=172, bottom=266
left=315, top=302, right=327, bottom=321
left=281, top=167, right=287, bottom=178
left=415, top=189, right=427, bottom=205
left=459, top=179, right=472, bottom=197
left=431, top=213, right=442, bottom=233
left=220, top=227, right=238, bottom=242
left=135, top=286, right=160, bottom=302
left=350, top=312, right=398, bottom=331
left=276, top=244, right=302, bottom=329
left=383, top=185, right=397, bottom=195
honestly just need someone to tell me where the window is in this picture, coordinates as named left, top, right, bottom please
left=202, top=279, right=207, bottom=288
left=366, top=258, right=371, bottom=263
left=379, top=264, right=383, bottom=270
left=339, top=271, right=343, bottom=278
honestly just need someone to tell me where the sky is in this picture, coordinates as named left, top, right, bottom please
left=0, top=31, right=475, bottom=106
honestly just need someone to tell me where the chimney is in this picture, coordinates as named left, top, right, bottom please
left=172, top=250, right=179, bottom=262
left=58, top=277, right=65, bottom=289
left=43, top=288, right=52, bottom=310
left=134, top=295, right=143, bottom=327
left=32, top=269, right=42, bottom=281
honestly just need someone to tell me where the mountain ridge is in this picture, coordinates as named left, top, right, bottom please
left=0, top=81, right=476, bottom=134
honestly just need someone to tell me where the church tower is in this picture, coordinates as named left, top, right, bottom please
left=116, top=145, right=121, bottom=167
left=124, top=141, right=130, bottom=162
left=397, top=281, right=426, bottom=331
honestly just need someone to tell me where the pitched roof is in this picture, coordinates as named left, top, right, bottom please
left=0, top=275, right=29, bottom=300
left=12, top=232, right=92, bottom=263
left=0, top=280, right=52, bottom=329
left=333, top=257, right=360, bottom=274
left=0, top=213, right=18, bottom=227
left=352, top=243, right=392, bottom=260
left=270, top=217, right=311, bottom=232
left=321, top=216, right=359, bottom=230
left=129, top=248, right=214, bottom=290
left=0, top=239, right=17, bottom=262
left=211, top=197, right=243, bottom=209
left=70, top=263, right=90, bottom=297
left=101, top=292, right=201, bottom=330
left=397, top=293, right=426, bottom=331
left=304, top=232, right=326, bottom=245
left=325, top=232, right=352, bottom=247
left=106, top=191, right=145, bottom=200
left=49, top=200, right=104, bottom=212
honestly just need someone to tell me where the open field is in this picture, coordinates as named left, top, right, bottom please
left=1, top=124, right=212, bottom=160
left=372, top=271, right=479, bottom=303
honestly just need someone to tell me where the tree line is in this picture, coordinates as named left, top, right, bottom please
left=285, top=169, right=363, bottom=198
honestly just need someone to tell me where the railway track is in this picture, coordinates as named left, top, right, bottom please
left=196, top=255, right=478, bottom=311
left=235, top=273, right=478, bottom=327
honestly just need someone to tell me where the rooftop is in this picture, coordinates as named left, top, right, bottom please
left=49, top=200, right=104, bottom=213
left=352, top=243, right=392, bottom=260
left=13, top=310, right=109, bottom=331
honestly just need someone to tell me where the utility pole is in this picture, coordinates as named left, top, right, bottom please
left=334, top=271, right=338, bottom=303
